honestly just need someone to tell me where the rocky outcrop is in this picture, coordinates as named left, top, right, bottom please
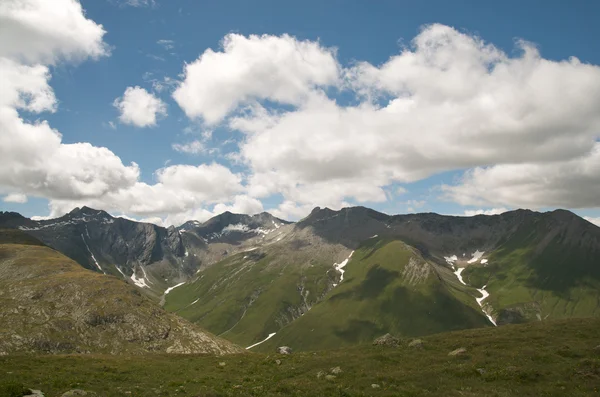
left=373, top=333, right=400, bottom=347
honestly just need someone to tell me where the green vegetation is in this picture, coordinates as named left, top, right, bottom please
left=165, top=243, right=340, bottom=347
left=259, top=238, right=489, bottom=351
left=165, top=237, right=492, bottom=351
left=1, top=318, right=599, bottom=396
left=463, top=219, right=600, bottom=324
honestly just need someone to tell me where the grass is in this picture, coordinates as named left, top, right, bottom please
left=164, top=244, right=340, bottom=347
left=257, top=238, right=489, bottom=352
left=462, top=219, right=600, bottom=324
left=165, top=237, right=492, bottom=351
left=1, top=318, right=599, bottom=396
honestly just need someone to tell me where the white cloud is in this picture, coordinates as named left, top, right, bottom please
left=172, top=140, right=205, bottom=154
left=0, top=0, right=142, bottom=203
left=0, top=0, right=253, bottom=227
left=197, top=26, right=600, bottom=214
left=442, top=143, right=600, bottom=209
left=173, top=33, right=340, bottom=124
left=213, top=195, right=264, bottom=216
left=0, top=0, right=108, bottom=64
left=3, top=193, right=27, bottom=203
left=44, top=163, right=245, bottom=224
left=113, top=86, right=167, bottom=127
left=584, top=216, right=600, bottom=227
left=268, top=201, right=319, bottom=221
left=463, top=208, right=509, bottom=216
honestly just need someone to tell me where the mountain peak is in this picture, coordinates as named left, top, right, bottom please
left=68, top=206, right=106, bottom=217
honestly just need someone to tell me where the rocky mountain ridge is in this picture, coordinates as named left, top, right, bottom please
left=0, top=207, right=290, bottom=299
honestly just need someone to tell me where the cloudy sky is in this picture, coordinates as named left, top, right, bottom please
left=1, top=0, right=600, bottom=227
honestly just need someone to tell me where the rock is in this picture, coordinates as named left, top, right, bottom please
left=594, top=345, right=600, bottom=352
left=476, top=368, right=486, bottom=375
left=24, top=391, right=44, bottom=397
left=371, top=384, right=381, bottom=389
left=448, top=347, right=467, bottom=356
left=408, top=339, right=424, bottom=349
left=373, top=333, right=399, bottom=347
left=330, top=366, right=343, bottom=375
left=277, top=346, right=292, bottom=355
left=316, top=370, right=326, bottom=379
left=218, top=362, right=226, bottom=367
left=325, top=375, right=336, bottom=381
left=61, top=391, right=93, bottom=397
left=275, top=359, right=282, bottom=365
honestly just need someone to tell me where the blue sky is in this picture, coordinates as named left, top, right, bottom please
left=1, top=0, right=600, bottom=225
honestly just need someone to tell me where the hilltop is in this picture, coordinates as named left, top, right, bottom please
left=0, top=229, right=241, bottom=355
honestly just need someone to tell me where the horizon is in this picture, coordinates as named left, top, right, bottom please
left=1, top=0, right=600, bottom=228
left=3, top=203, right=594, bottom=229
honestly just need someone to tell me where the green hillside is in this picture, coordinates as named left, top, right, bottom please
left=2, top=318, right=599, bottom=396
left=164, top=241, right=341, bottom=347
left=259, top=238, right=489, bottom=351
left=166, top=236, right=491, bottom=351
left=462, top=213, right=600, bottom=324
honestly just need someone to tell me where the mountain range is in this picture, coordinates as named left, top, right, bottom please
left=1, top=205, right=599, bottom=352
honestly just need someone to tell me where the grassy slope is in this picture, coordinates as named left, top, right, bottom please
left=1, top=318, right=599, bottom=397
left=0, top=230, right=240, bottom=355
left=463, top=220, right=600, bottom=324
left=259, top=238, right=489, bottom=352
left=164, top=245, right=338, bottom=347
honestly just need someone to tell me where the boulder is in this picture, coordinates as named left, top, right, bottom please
left=330, top=366, right=343, bottom=375
left=24, top=391, right=44, bottom=397
left=373, top=333, right=399, bottom=347
left=277, top=346, right=292, bottom=355
left=408, top=339, right=424, bottom=349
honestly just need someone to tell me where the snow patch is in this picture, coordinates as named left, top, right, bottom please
left=272, top=220, right=280, bottom=229
left=444, top=255, right=458, bottom=265
left=164, top=282, right=186, bottom=295
left=246, top=332, right=276, bottom=350
left=191, top=298, right=200, bottom=305
left=80, top=233, right=103, bottom=273
left=480, top=259, right=488, bottom=264
left=453, top=267, right=466, bottom=285
left=115, top=266, right=127, bottom=278
left=131, top=272, right=150, bottom=288
left=467, top=250, right=485, bottom=263
left=476, top=285, right=497, bottom=326
left=370, top=234, right=378, bottom=238
left=333, top=251, right=354, bottom=284
left=223, top=223, right=250, bottom=233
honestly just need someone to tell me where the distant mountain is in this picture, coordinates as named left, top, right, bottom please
left=0, top=207, right=289, bottom=300
left=0, top=229, right=241, bottom=355
left=3, top=205, right=599, bottom=351
left=165, top=206, right=600, bottom=351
